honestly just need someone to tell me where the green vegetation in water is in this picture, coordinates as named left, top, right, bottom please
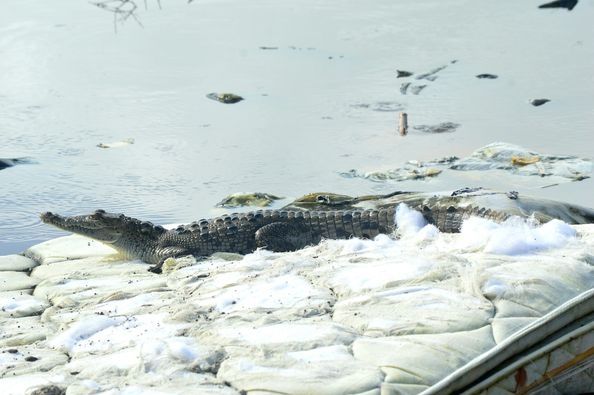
left=216, top=192, right=283, bottom=208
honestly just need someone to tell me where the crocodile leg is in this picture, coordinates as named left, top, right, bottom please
left=146, top=246, right=191, bottom=274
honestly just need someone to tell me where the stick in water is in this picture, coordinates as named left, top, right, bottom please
left=399, top=112, right=408, bottom=136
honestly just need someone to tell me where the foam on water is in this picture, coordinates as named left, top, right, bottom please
left=393, top=203, right=577, bottom=255
left=458, top=215, right=577, bottom=255
left=396, top=203, right=440, bottom=241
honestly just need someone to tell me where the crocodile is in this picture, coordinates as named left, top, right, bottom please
left=40, top=188, right=594, bottom=273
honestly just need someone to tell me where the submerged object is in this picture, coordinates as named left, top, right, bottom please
left=40, top=189, right=594, bottom=273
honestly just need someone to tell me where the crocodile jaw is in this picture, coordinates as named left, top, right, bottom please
left=40, top=211, right=122, bottom=244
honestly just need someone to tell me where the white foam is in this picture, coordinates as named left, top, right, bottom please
left=484, top=218, right=576, bottom=255
left=458, top=216, right=576, bottom=255
left=396, top=203, right=428, bottom=235
left=328, top=203, right=577, bottom=260
left=395, top=203, right=440, bottom=242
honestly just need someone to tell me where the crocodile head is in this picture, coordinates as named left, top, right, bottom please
left=40, top=209, right=167, bottom=263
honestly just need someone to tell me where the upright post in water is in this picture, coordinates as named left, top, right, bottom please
left=399, top=112, right=408, bottom=136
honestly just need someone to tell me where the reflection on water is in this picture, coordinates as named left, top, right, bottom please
left=1, top=0, right=593, bottom=255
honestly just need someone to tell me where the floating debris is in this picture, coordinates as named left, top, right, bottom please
left=399, top=61, right=456, bottom=94
left=451, top=142, right=591, bottom=180
left=396, top=70, right=413, bottom=78
left=410, top=85, right=427, bottom=95
left=476, top=74, right=498, bottom=79
left=451, top=187, right=483, bottom=197
left=96, top=138, right=135, bottom=149
left=530, top=98, right=550, bottom=107
left=216, top=192, right=283, bottom=208
left=413, top=122, right=460, bottom=134
left=400, top=82, right=411, bottom=95
left=372, top=101, right=403, bottom=112
left=350, top=101, right=404, bottom=112
left=400, top=83, right=428, bottom=95
left=259, top=46, right=279, bottom=50
left=416, top=65, right=447, bottom=81
left=506, top=191, right=519, bottom=200
left=340, top=161, right=445, bottom=182
left=342, top=143, right=591, bottom=183
left=511, top=155, right=540, bottom=166
left=206, top=93, right=244, bottom=104
left=538, top=0, right=578, bottom=10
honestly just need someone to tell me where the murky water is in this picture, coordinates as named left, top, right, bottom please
left=1, top=0, right=593, bottom=254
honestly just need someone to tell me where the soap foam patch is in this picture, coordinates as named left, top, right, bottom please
left=459, top=216, right=576, bottom=255
left=389, top=204, right=577, bottom=255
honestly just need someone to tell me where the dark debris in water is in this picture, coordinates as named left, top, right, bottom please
left=416, top=65, right=448, bottom=81
left=506, top=191, right=519, bottom=200
left=476, top=73, right=498, bottom=79
left=530, top=98, right=551, bottom=107
left=409, top=85, right=427, bottom=95
left=400, top=82, right=411, bottom=94
left=206, top=93, right=244, bottom=104
left=539, top=0, right=578, bottom=10
left=451, top=187, right=484, bottom=197
left=398, top=60, right=457, bottom=95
